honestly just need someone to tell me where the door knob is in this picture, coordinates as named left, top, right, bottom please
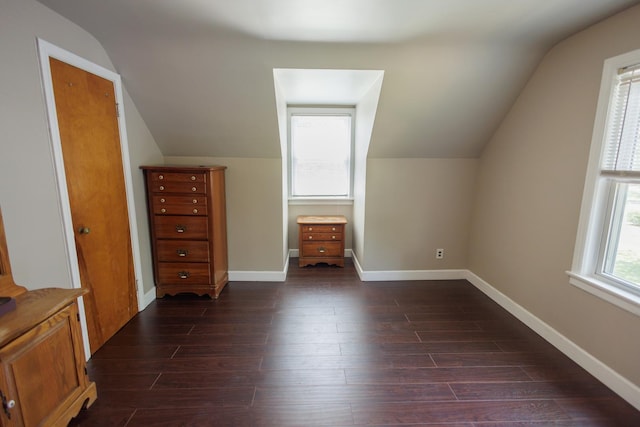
left=78, top=227, right=90, bottom=235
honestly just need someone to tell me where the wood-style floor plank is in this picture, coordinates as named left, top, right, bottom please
left=69, top=258, right=640, bottom=426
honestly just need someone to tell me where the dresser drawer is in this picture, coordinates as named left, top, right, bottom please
left=301, top=241, right=343, bottom=257
left=302, top=232, right=342, bottom=241
left=301, top=225, right=343, bottom=233
left=156, top=240, right=209, bottom=262
left=152, top=203, right=207, bottom=216
left=153, top=195, right=207, bottom=207
left=150, top=171, right=206, bottom=183
left=157, top=262, right=210, bottom=285
left=149, top=181, right=207, bottom=194
left=154, top=216, right=208, bottom=239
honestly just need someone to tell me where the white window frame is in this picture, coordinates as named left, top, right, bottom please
left=568, top=48, right=640, bottom=317
left=287, top=107, right=356, bottom=202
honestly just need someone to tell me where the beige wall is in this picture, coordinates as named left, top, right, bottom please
left=164, top=157, right=286, bottom=272
left=468, top=5, right=640, bottom=386
left=362, top=158, right=478, bottom=271
left=0, top=0, right=162, bottom=294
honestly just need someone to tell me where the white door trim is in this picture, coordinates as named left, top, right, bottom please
left=36, top=38, right=145, bottom=358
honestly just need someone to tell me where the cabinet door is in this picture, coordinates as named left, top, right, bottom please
left=0, top=303, right=87, bottom=427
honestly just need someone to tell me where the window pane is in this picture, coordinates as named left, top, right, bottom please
left=291, top=115, right=351, bottom=197
left=603, top=182, right=640, bottom=288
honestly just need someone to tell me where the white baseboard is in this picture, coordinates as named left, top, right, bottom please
left=351, top=252, right=466, bottom=281
left=464, top=270, right=640, bottom=411
left=139, top=287, right=156, bottom=310
left=228, top=253, right=290, bottom=282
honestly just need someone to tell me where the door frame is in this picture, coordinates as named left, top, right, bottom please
left=37, top=38, right=145, bottom=357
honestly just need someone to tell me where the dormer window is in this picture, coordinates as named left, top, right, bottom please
left=288, top=107, right=355, bottom=199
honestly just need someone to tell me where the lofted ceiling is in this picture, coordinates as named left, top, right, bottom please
left=37, top=0, right=640, bottom=159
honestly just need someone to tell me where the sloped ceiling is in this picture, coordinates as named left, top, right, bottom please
left=37, top=0, right=640, bottom=158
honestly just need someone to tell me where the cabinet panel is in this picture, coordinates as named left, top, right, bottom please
left=0, top=298, right=96, bottom=427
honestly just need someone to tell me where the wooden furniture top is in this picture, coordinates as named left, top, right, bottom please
left=0, top=208, right=87, bottom=346
left=140, top=165, right=227, bottom=172
left=0, top=287, right=86, bottom=348
left=297, top=215, right=348, bottom=225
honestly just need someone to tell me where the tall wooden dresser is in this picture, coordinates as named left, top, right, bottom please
left=141, top=165, right=229, bottom=298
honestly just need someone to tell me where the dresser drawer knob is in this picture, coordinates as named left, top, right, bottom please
left=158, top=175, right=164, bottom=180
left=192, top=199, right=198, bottom=204
left=191, top=175, right=196, bottom=181
left=192, top=187, right=197, bottom=192
left=318, top=247, right=326, bottom=253
left=160, top=198, right=166, bottom=203
left=193, top=209, right=198, bottom=214
left=332, top=227, right=336, bottom=231
left=159, top=185, right=165, bottom=191
left=176, top=249, right=188, bottom=257
left=308, top=236, right=313, bottom=239
left=178, top=271, right=190, bottom=279
left=161, top=208, right=166, bottom=213
left=332, top=235, right=336, bottom=239
left=309, top=227, right=313, bottom=231
left=175, top=225, right=186, bottom=233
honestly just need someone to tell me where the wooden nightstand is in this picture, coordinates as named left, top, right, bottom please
left=297, top=215, right=347, bottom=267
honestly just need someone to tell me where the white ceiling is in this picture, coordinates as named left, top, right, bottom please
left=37, top=0, right=640, bottom=158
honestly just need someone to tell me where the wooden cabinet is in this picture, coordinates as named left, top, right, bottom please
left=0, top=210, right=96, bottom=427
left=141, top=165, right=229, bottom=298
left=297, top=215, right=347, bottom=267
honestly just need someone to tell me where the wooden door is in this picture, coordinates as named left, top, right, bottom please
left=49, top=58, right=137, bottom=354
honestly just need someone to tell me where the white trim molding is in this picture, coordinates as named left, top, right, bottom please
left=351, top=252, right=467, bottom=282
left=465, top=270, right=640, bottom=411
left=229, top=253, right=290, bottom=282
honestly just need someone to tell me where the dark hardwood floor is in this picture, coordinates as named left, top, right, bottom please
left=69, top=259, right=640, bottom=426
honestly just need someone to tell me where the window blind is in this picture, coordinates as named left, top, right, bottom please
left=602, top=64, right=640, bottom=175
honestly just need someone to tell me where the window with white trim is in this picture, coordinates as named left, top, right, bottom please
left=569, top=49, right=640, bottom=315
left=288, top=108, right=354, bottom=199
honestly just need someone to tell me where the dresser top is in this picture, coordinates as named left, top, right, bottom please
left=140, top=165, right=227, bottom=172
left=297, top=215, right=347, bottom=225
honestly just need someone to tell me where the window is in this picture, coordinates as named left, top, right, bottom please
left=288, top=108, right=354, bottom=199
left=569, top=50, right=640, bottom=316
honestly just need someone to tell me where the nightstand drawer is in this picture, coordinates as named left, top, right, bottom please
left=302, top=232, right=342, bottom=241
left=301, top=225, right=343, bottom=233
left=301, top=241, right=343, bottom=257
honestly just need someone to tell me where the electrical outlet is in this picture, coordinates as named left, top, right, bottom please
left=436, top=248, right=444, bottom=259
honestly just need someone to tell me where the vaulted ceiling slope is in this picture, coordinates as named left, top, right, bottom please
left=37, top=0, right=640, bottom=158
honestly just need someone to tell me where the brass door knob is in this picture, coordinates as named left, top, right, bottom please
left=78, top=227, right=90, bottom=235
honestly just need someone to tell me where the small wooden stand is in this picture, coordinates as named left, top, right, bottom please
left=297, top=215, right=347, bottom=267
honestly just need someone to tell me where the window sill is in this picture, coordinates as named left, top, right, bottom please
left=567, top=271, right=640, bottom=317
left=289, top=198, right=354, bottom=206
